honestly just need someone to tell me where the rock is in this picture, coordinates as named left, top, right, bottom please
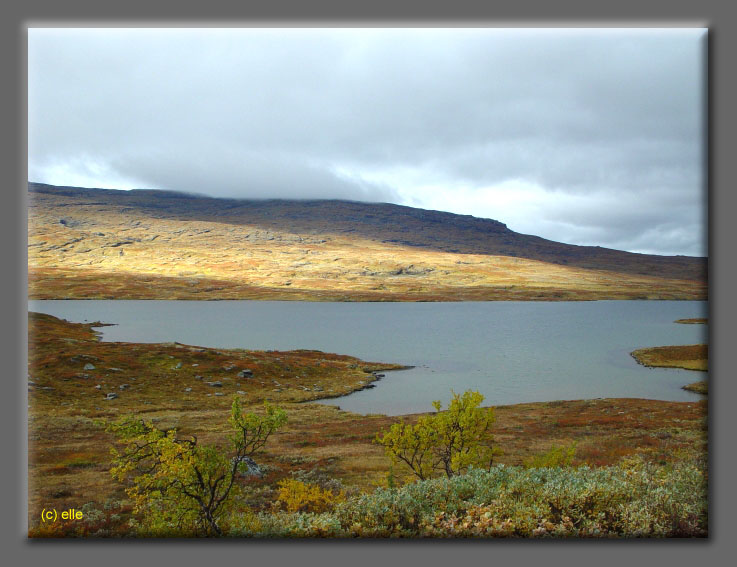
left=83, top=363, right=96, bottom=371
left=214, top=392, right=225, bottom=396
left=173, top=362, right=182, bottom=369
left=119, top=384, right=129, bottom=390
left=232, top=456, right=262, bottom=478
left=206, top=381, right=223, bottom=387
left=237, top=369, right=254, bottom=378
left=184, top=387, right=192, bottom=392
left=236, top=390, right=246, bottom=395
left=95, top=385, right=101, bottom=390
left=224, top=364, right=236, bottom=371
left=194, top=375, right=203, bottom=380
left=104, top=392, right=118, bottom=400
left=59, top=217, right=81, bottom=227
left=108, top=367, right=123, bottom=372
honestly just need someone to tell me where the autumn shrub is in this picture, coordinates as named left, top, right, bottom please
left=275, top=478, right=345, bottom=513
left=109, top=397, right=286, bottom=537
left=376, top=390, right=501, bottom=480
left=525, top=443, right=577, bottom=468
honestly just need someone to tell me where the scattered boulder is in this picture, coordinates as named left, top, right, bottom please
left=83, top=363, right=96, bottom=371
left=233, top=456, right=262, bottom=478
left=173, top=362, right=182, bottom=370
left=184, top=387, right=192, bottom=392
left=95, top=385, right=101, bottom=390
left=194, top=375, right=203, bottom=380
left=119, top=384, right=130, bottom=390
left=237, top=369, right=254, bottom=378
left=236, top=390, right=246, bottom=395
left=104, top=392, right=118, bottom=400
left=59, top=217, right=81, bottom=228
left=214, top=392, right=225, bottom=397
left=206, top=381, right=223, bottom=387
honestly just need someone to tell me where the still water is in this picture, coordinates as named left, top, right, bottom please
left=28, top=300, right=708, bottom=415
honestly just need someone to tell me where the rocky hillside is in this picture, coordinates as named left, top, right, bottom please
left=27, top=182, right=707, bottom=301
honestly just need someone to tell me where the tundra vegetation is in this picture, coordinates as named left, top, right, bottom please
left=28, top=313, right=708, bottom=538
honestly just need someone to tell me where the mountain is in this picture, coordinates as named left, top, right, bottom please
left=27, top=182, right=707, bottom=301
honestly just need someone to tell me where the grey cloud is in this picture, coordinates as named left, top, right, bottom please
left=28, top=28, right=706, bottom=256
left=109, top=147, right=398, bottom=202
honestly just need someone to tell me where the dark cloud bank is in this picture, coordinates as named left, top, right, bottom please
left=28, top=28, right=707, bottom=256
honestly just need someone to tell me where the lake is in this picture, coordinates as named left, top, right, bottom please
left=28, top=300, right=708, bottom=415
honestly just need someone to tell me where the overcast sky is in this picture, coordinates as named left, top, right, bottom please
left=28, top=28, right=707, bottom=256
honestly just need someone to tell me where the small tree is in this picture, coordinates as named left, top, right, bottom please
left=109, top=397, right=286, bottom=536
left=376, top=390, right=500, bottom=481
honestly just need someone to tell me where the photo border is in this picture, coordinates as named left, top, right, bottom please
left=4, top=1, right=733, bottom=566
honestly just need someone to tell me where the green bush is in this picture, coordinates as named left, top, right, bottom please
left=241, top=457, right=706, bottom=538
left=376, top=390, right=501, bottom=480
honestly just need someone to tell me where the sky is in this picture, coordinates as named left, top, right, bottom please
left=27, top=28, right=707, bottom=257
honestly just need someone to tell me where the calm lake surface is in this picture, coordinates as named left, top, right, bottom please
left=28, top=300, right=708, bottom=415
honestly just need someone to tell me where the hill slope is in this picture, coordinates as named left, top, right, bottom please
left=27, top=182, right=707, bottom=301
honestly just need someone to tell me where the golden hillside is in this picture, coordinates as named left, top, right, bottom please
left=27, top=183, right=707, bottom=301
